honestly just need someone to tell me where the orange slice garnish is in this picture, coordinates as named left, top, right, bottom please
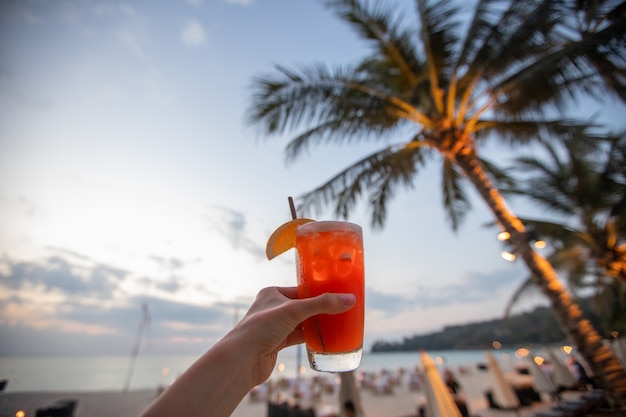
left=266, top=218, right=315, bottom=260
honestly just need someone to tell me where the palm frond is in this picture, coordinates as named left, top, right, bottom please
left=503, top=276, right=537, bottom=318
left=324, top=0, right=421, bottom=90
left=454, top=0, right=502, bottom=72
left=283, top=118, right=408, bottom=163
left=478, top=156, right=517, bottom=192
left=517, top=218, right=580, bottom=248
left=585, top=49, right=626, bottom=103
left=490, top=22, right=626, bottom=116
left=507, top=128, right=623, bottom=220
left=579, top=0, right=626, bottom=102
left=441, top=158, right=470, bottom=231
left=472, top=118, right=593, bottom=147
left=415, top=0, right=461, bottom=113
left=594, top=279, right=626, bottom=330
left=604, top=131, right=626, bottom=220
left=296, top=141, right=433, bottom=228
left=247, top=64, right=427, bottom=141
left=548, top=245, right=593, bottom=288
left=461, top=0, right=557, bottom=88
left=513, top=163, right=576, bottom=215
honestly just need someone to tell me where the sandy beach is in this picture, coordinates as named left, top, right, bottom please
left=231, top=364, right=590, bottom=417
left=0, top=365, right=586, bottom=417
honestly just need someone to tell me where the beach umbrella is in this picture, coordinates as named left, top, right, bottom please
left=338, top=371, right=366, bottom=417
left=485, top=351, right=520, bottom=412
left=545, top=348, right=577, bottom=389
left=525, top=353, right=557, bottom=398
left=419, top=351, right=462, bottom=417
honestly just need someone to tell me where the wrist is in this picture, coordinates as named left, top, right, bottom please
left=210, top=328, right=259, bottom=395
left=154, top=330, right=257, bottom=417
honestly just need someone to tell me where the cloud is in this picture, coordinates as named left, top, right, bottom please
left=162, top=320, right=222, bottom=332
left=116, top=28, right=147, bottom=58
left=181, top=19, right=206, bottom=47
left=0, top=71, right=51, bottom=110
left=183, top=0, right=255, bottom=8
left=148, top=255, right=190, bottom=272
left=366, top=289, right=414, bottom=315
left=135, top=296, right=231, bottom=327
left=91, top=3, right=149, bottom=58
left=0, top=252, right=245, bottom=355
left=119, top=4, right=137, bottom=18
left=1, top=255, right=127, bottom=297
left=366, top=266, right=525, bottom=318
left=204, top=205, right=265, bottom=260
left=0, top=1, right=42, bottom=24
left=225, top=0, right=254, bottom=5
left=1, top=297, right=114, bottom=333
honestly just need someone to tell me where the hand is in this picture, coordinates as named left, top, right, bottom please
left=139, top=286, right=356, bottom=417
left=232, top=286, right=356, bottom=385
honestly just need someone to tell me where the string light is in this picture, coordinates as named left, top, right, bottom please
left=501, top=251, right=516, bottom=262
left=497, top=228, right=546, bottom=261
left=497, top=231, right=510, bottom=241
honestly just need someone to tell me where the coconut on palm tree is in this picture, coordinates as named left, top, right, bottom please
left=247, top=0, right=626, bottom=410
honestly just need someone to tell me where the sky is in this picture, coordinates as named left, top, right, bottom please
left=0, top=0, right=624, bottom=357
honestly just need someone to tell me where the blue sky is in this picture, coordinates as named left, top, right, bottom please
left=1, top=0, right=623, bottom=357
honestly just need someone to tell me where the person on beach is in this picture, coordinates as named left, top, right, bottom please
left=443, top=368, right=460, bottom=394
left=343, top=399, right=357, bottom=417
left=568, top=357, right=595, bottom=390
left=139, top=286, right=356, bottom=417
left=443, top=369, right=469, bottom=417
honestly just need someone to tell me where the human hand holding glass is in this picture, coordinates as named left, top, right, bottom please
left=266, top=198, right=365, bottom=372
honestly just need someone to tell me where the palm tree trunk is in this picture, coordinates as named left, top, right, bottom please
left=455, top=151, right=626, bottom=412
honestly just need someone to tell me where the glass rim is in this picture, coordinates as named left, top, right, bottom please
left=296, top=220, right=362, bottom=235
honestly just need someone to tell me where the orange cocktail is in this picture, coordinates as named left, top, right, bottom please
left=296, top=221, right=364, bottom=372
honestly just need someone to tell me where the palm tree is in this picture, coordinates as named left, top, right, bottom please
left=502, top=130, right=626, bottom=332
left=247, top=0, right=626, bottom=409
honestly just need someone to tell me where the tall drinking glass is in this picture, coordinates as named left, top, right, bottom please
left=295, top=221, right=364, bottom=372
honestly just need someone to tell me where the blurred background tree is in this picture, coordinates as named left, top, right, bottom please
left=502, top=130, right=626, bottom=333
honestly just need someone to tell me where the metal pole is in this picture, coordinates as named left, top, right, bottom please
left=123, top=303, right=150, bottom=392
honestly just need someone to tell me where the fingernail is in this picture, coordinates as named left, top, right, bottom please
left=341, top=294, right=356, bottom=306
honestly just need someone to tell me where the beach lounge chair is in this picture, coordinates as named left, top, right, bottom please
left=267, top=401, right=315, bottom=417
left=35, top=399, right=77, bottom=417
left=533, top=389, right=606, bottom=417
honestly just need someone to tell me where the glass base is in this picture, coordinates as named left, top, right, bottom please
left=307, top=348, right=362, bottom=373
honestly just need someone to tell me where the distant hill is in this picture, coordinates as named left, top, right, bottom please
left=370, top=298, right=603, bottom=352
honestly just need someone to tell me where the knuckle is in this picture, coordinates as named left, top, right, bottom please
left=318, top=293, right=338, bottom=309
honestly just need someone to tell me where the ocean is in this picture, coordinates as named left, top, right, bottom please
left=0, top=348, right=523, bottom=393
